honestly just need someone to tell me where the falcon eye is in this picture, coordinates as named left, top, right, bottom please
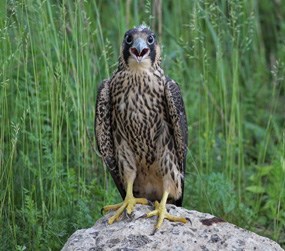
left=147, top=35, right=155, bottom=45
left=125, top=35, right=133, bottom=45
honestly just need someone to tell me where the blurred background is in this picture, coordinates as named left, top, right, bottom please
left=0, top=0, right=284, bottom=250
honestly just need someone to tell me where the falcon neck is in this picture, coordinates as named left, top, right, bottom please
left=117, top=56, right=162, bottom=73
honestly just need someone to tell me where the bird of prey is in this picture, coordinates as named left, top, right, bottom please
left=95, top=25, right=188, bottom=230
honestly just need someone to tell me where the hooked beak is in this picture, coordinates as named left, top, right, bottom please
left=130, top=38, right=150, bottom=63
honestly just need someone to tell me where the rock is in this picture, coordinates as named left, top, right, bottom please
left=62, top=204, right=283, bottom=251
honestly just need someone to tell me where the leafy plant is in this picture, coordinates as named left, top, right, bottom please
left=0, top=0, right=284, bottom=249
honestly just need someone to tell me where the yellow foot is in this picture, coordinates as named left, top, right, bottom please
left=103, top=195, right=148, bottom=224
left=146, top=200, right=188, bottom=230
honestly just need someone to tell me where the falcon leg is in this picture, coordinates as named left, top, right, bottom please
left=146, top=191, right=187, bottom=230
left=103, top=180, right=148, bottom=224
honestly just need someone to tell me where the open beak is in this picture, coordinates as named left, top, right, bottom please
left=130, top=38, right=150, bottom=63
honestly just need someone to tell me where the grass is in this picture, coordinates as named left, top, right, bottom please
left=0, top=0, right=284, bottom=250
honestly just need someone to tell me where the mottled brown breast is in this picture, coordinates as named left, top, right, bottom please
left=110, top=68, right=170, bottom=163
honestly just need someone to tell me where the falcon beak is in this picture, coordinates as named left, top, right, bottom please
left=130, top=38, right=150, bottom=63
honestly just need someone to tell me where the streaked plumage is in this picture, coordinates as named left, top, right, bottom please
left=95, top=25, right=188, bottom=229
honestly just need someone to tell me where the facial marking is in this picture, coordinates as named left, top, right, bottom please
left=121, top=26, right=158, bottom=69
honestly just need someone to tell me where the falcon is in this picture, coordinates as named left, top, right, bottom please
left=95, top=25, right=188, bottom=230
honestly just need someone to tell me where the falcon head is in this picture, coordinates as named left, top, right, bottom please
left=120, top=25, right=161, bottom=70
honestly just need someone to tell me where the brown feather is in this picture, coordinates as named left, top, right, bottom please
left=95, top=26, right=188, bottom=206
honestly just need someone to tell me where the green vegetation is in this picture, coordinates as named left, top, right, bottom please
left=1, top=0, right=284, bottom=250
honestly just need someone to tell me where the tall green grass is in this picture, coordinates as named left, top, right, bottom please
left=0, top=0, right=284, bottom=250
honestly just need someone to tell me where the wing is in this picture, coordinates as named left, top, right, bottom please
left=164, top=77, right=188, bottom=206
left=95, top=80, right=126, bottom=199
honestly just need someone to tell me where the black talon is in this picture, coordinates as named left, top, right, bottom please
left=136, top=213, right=147, bottom=220
left=101, top=207, right=105, bottom=215
left=151, top=228, right=158, bottom=236
left=186, top=217, right=192, bottom=225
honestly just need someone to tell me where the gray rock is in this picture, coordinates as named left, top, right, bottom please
left=62, top=205, right=284, bottom=251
